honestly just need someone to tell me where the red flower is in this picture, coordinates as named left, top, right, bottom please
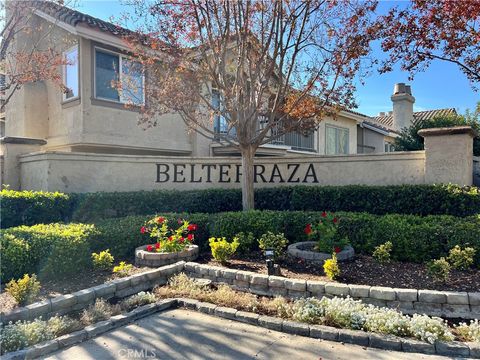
left=140, top=226, right=147, bottom=234
left=155, top=242, right=160, bottom=249
left=187, top=224, right=197, bottom=231
left=321, top=211, right=327, bottom=218
left=304, top=223, right=312, bottom=235
left=146, top=245, right=153, bottom=252
left=157, top=216, right=165, bottom=224
left=334, top=246, right=341, bottom=253
left=179, top=237, right=185, bottom=243
left=187, top=233, right=194, bottom=241
left=333, top=217, right=338, bottom=224
left=168, top=236, right=174, bottom=242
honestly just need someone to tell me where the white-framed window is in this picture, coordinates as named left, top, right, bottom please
left=63, top=45, right=79, bottom=101
left=94, top=47, right=144, bottom=105
left=384, top=142, right=395, bottom=152
left=325, top=124, right=349, bottom=155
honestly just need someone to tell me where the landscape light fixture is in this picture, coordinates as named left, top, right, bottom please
left=265, top=248, right=275, bottom=276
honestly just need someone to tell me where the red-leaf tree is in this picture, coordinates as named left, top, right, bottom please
left=378, top=0, right=480, bottom=89
left=1, top=0, right=72, bottom=113
left=121, top=0, right=378, bottom=210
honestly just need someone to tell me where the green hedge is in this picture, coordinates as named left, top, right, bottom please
left=73, top=184, right=480, bottom=221
left=91, top=211, right=480, bottom=266
left=0, top=189, right=75, bottom=228
left=1, top=223, right=97, bottom=281
left=2, top=185, right=479, bottom=228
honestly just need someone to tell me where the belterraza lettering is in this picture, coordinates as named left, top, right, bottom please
left=155, top=163, right=319, bottom=184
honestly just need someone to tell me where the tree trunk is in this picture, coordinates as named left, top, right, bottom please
left=240, top=145, right=255, bottom=210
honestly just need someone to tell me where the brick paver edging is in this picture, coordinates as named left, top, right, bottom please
left=0, top=261, right=186, bottom=324
left=183, top=262, right=480, bottom=319
left=174, top=298, right=480, bottom=359
left=3, top=298, right=478, bottom=359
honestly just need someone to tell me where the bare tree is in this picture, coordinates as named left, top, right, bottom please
left=120, top=0, right=378, bottom=210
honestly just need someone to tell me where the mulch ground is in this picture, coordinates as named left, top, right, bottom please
left=198, top=252, right=480, bottom=292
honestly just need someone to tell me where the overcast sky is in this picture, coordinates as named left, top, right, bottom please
left=77, top=0, right=479, bottom=117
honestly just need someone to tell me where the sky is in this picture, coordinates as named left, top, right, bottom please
left=77, top=0, right=479, bottom=117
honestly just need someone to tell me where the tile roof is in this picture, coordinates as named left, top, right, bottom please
left=372, top=108, right=457, bottom=128
left=32, top=1, right=132, bottom=37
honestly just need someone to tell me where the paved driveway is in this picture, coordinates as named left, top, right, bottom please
left=45, top=309, right=451, bottom=360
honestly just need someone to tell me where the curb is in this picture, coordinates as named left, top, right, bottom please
left=1, top=299, right=178, bottom=360
left=3, top=297, right=478, bottom=359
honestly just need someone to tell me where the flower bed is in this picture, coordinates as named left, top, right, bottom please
left=287, top=242, right=355, bottom=263
left=1, top=264, right=479, bottom=358
left=135, top=244, right=199, bottom=267
left=135, top=217, right=199, bottom=267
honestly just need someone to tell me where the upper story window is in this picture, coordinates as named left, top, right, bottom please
left=94, top=48, right=144, bottom=105
left=212, top=89, right=227, bottom=133
left=326, top=124, right=349, bottom=155
left=63, top=45, right=79, bottom=100
left=384, top=142, right=395, bottom=152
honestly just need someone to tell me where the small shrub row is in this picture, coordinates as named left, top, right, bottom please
left=2, top=184, right=479, bottom=229
left=3, top=210, right=479, bottom=282
left=91, top=211, right=480, bottom=266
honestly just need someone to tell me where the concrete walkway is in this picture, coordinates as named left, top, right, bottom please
left=46, top=309, right=452, bottom=360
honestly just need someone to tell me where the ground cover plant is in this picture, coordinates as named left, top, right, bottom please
left=157, top=274, right=478, bottom=345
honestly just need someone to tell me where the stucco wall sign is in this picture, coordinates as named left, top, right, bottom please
left=156, top=163, right=320, bottom=184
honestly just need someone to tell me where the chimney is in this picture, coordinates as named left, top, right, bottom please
left=391, top=83, right=415, bottom=132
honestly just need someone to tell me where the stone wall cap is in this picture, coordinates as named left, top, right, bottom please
left=0, top=136, right=47, bottom=145
left=418, top=126, right=475, bottom=138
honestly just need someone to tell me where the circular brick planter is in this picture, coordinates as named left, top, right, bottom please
left=135, top=245, right=199, bottom=267
left=287, top=242, right=354, bottom=264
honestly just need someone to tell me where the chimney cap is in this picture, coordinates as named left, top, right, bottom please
left=393, top=83, right=406, bottom=95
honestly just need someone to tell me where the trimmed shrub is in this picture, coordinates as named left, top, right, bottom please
left=89, top=211, right=480, bottom=266
left=427, top=258, right=451, bottom=282
left=2, top=185, right=479, bottom=229
left=0, top=189, right=75, bottom=228
left=72, top=189, right=242, bottom=221
left=372, top=241, right=393, bottom=264
left=1, top=223, right=97, bottom=281
left=323, top=254, right=340, bottom=280
left=5, top=274, right=41, bottom=306
left=91, top=250, right=114, bottom=271
left=258, top=232, right=288, bottom=259
left=209, top=237, right=240, bottom=264
left=448, top=245, right=476, bottom=270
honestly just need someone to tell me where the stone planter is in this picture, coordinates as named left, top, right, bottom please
left=287, top=241, right=354, bottom=264
left=135, top=245, right=199, bottom=267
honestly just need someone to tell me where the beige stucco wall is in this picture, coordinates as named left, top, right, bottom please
left=19, top=151, right=426, bottom=193
left=422, top=129, right=473, bottom=186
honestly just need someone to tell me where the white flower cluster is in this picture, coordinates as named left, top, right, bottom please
left=0, top=318, right=54, bottom=354
left=456, top=319, right=480, bottom=343
left=291, top=296, right=454, bottom=344
left=0, top=315, right=80, bottom=355
left=121, top=291, right=156, bottom=310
